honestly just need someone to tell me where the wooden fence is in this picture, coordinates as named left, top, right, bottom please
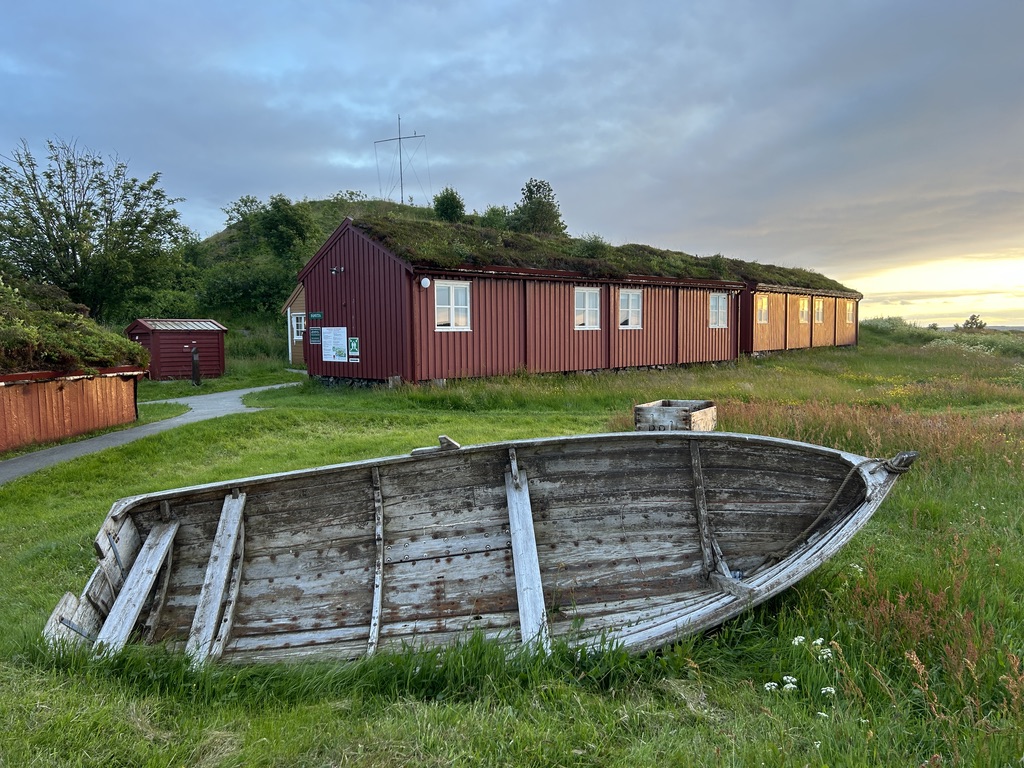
left=0, top=367, right=144, bottom=453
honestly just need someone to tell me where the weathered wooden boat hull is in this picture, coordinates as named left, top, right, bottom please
left=45, top=432, right=916, bottom=664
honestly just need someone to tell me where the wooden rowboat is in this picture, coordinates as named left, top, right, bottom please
left=45, top=432, right=916, bottom=664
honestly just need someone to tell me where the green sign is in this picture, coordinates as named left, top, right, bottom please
left=309, top=311, right=323, bottom=320
left=308, top=327, right=322, bottom=345
left=348, top=337, right=360, bottom=356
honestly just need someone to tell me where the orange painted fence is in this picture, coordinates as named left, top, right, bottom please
left=0, top=367, right=144, bottom=453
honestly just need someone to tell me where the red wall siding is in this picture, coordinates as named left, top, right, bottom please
left=304, top=226, right=411, bottom=381
left=0, top=370, right=141, bottom=452
left=415, top=277, right=526, bottom=380
left=525, top=282, right=608, bottom=373
left=610, top=286, right=676, bottom=368
left=149, top=332, right=224, bottom=379
left=678, top=288, right=739, bottom=363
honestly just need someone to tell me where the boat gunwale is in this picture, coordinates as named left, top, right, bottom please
left=104, top=431, right=887, bottom=523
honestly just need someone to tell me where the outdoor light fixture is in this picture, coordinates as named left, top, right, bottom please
left=420, top=277, right=431, bottom=288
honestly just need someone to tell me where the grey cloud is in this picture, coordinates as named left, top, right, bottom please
left=2, top=0, right=1022, bottom=321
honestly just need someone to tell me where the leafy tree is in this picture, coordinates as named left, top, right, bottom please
left=0, top=138, right=189, bottom=323
left=479, top=204, right=510, bottom=231
left=200, top=194, right=318, bottom=314
left=508, top=178, right=566, bottom=236
left=432, top=186, right=465, bottom=222
left=954, top=314, right=987, bottom=331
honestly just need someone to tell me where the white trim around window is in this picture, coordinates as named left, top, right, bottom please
left=798, top=297, right=810, bottom=324
left=435, top=280, right=471, bottom=331
left=845, top=301, right=855, bottom=324
left=291, top=312, right=306, bottom=341
left=814, top=298, right=824, bottom=324
left=619, top=289, right=642, bottom=329
left=709, top=293, right=729, bottom=329
left=574, top=287, right=600, bottom=330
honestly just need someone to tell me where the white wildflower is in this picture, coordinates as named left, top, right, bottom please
left=812, top=637, right=825, bottom=647
left=783, top=675, right=797, bottom=684
left=821, top=686, right=836, bottom=696
left=813, top=741, right=821, bottom=749
left=764, top=682, right=779, bottom=691
left=792, top=635, right=806, bottom=646
left=817, top=711, right=829, bottom=719
left=783, top=683, right=797, bottom=692
left=818, top=648, right=833, bottom=661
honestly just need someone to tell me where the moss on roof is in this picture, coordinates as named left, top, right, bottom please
left=0, top=272, right=149, bottom=375
left=351, top=215, right=856, bottom=294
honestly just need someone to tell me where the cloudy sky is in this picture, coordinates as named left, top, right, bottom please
left=3, top=1, right=1022, bottom=326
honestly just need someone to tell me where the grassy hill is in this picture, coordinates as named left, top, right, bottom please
left=202, top=192, right=856, bottom=298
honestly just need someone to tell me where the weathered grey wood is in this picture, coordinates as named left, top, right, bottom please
left=367, top=467, right=385, bottom=656
left=42, top=593, right=88, bottom=645
left=94, top=521, right=179, bottom=654
left=186, top=492, right=246, bottom=666
left=505, top=448, right=550, bottom=651
left=49, top=432, right=914, bottom=663
left=689, top=441, right=734, bottom=581
left=93, top=516, right=142, bottom=599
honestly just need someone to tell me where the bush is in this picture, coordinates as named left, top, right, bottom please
left=432, top=186, right=465, bottom=223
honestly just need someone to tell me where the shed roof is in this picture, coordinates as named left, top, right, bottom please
left=126, top=319, right=227, bottom=333
left=341, top=216, right=858, bottom=295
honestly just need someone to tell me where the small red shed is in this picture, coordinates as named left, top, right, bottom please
left=124, top=319, right=227, bottom=380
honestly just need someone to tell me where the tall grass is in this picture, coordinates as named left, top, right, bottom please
left=2, top=322, right=1023, bottom=765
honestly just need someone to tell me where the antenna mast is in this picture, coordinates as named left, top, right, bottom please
left=374, top=114, right=425, bottom=204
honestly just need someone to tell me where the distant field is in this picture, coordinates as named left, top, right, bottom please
left=1, top=319, right=1022, bottom=766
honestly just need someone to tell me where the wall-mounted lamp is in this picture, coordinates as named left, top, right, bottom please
left=419, top=277, right=431, bottom=289
left=330, top=266, right=344, bottom=275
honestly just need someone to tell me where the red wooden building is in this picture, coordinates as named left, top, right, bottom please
left=739, top=284, right=861, bottom=354
left=297, top=219, right=749, bottom=383
left=124, top=319, right=228, bottom=380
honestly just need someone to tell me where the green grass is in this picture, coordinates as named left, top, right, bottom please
left=2, top=322, right=1023, bottom=766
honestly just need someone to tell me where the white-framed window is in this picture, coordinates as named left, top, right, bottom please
left=435, top=280, right=471, bottom=331
left=845, top=301, right=855, bottom=324
left=756, top=295, right=769, bottom=324
left=619, top=289, right=642, bottom=329
left=814, top=298, right=824, bottom=324
left=798, top=297, right=810, bottom=324
left=575, top=287, right=600, bottom=330
left=709, top=293, right=729, bottom=329
left=291, top=313, right=306, bottom=341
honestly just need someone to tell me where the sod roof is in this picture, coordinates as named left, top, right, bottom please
left=350, top=215, right=857, bottom=295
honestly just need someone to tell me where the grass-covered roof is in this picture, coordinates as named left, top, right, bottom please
left=0, top=273, right=149, bottom=375
left=349, top=214, right=856, bottom=294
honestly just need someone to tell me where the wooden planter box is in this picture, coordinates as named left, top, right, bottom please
left=634, top=399, right=717, bottom=432
left=0, top=367, right=145, bottom=453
